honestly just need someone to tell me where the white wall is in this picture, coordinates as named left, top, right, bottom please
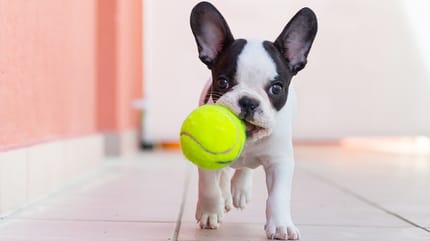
left=143, top=0, right=430, bottom=142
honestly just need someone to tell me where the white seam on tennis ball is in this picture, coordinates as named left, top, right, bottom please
left=180, top=131, right=239, bottom=155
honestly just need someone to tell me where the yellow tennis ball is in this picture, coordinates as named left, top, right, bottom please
left=180, top=105, right=246, bottom=170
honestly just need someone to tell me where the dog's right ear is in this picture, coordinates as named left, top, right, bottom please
left=190, top=2, right=234, bottom=69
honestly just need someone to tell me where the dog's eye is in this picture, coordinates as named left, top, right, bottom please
left=216, top=78, right=229, bottom=90
left=269, top=83, right=283, bottom=95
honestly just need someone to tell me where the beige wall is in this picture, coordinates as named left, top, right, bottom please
left=144, top=0, right=430, bottom=141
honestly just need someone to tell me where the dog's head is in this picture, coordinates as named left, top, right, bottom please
left=190, top=2, right=317, bottom=141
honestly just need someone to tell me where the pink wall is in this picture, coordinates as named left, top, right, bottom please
left=97, top=0, right=143, bottom=132
left=0, top=1, right=97, bottom=150
left=117, top=0, right=143, bottom=131
left=0, top=0, right=143, bottom=151
left=96, top=0, right=118, bottom=132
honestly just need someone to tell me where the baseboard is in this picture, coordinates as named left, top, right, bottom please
left=104, top=129, right=139, bottom=156
left=0, top=134, right=104, bottom=217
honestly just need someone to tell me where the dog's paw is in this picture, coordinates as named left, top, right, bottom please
left=264, top=223, right=300, bottom=240
left=232, top=186, right=251, bottom=209
left=195, top=198, right=224, bottom=229
left=231, top=174, right=252, bottom=209
left=223, top=192, right=233, bottom=212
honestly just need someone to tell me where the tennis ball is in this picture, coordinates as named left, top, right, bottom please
left=180, top=105, right=246, bottom=169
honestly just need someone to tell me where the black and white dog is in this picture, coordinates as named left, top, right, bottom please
left=190, top=2, right=317, bottom=240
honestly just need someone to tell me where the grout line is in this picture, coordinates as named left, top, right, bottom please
left=6, top=217, right=176, bottom=224
left=172, top=164, right=192, bottom=241
left=299, top=167, right=430, bottom=233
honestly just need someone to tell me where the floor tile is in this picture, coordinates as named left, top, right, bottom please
left=0, top=219, right=175, bottom=241
left=294, top=145, right=430, bottom=228
left=181, top=165, right=408, bottom=227
left=2, top=147, right=429, bottom=241
left=380, top=202, right=430, bottom=228
left=14, top=151, right=188, bottom=223
left=298, top=225, right=430, bottom=241
left=178, top=222, right=430, bottom=241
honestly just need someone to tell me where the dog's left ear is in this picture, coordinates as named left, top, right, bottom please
left=190, top=2, right=234, bottom=69
left=275, top=7, right=318, bottom=75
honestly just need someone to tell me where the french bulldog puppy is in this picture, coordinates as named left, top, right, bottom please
left=190, top=2, right=317, bottom=239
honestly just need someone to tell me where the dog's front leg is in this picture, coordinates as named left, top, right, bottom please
left=196, top=167, right=224, bottom=229
left=264, top=159, right=300, bottom=240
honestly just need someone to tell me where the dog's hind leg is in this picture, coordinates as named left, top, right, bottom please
left=231, top=167, right=254, bottom=209
left=219, top=167, right=234, bottom=212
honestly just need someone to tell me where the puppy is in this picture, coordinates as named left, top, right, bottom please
left=190, top=2, right=317, bottom=240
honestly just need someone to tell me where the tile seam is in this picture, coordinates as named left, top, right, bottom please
left=172, top=164, right=192, bottom=241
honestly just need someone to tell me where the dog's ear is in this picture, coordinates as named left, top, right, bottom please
left=274, top=7, right=318, bottom=75
left=190, top=2, right=234, bottom=69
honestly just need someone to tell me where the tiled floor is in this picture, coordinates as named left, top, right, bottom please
left=0, top=145, right=429, bottom=240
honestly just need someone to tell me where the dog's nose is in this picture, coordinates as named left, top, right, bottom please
left=238, top=96, right=260, bottom=119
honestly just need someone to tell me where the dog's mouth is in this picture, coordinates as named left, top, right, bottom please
left=215, top=102, right=270, bottom=139
left=244, top=121, right=266, bottom=138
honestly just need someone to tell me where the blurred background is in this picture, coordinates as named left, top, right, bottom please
left=1, top=0, right=429, bottom=216
left=144, top=0, right=430, bottom=142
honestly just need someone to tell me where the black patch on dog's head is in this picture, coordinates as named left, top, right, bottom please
left=193, top=3, right=318, bottom=112
left=263, top=41, right=292, bottom=111
left=191, top=2, right=247, bottom=103
left=209, top=39, right=247, bottom=102
left=263, top=7, right=318, bottom=111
